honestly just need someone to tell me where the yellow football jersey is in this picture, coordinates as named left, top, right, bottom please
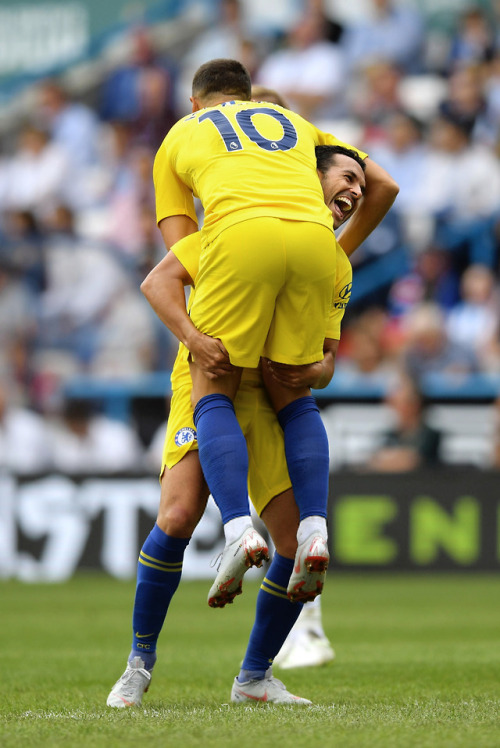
left=326, top=242, right=352, bottom=340
left=154, top=100, right=367, bottom=241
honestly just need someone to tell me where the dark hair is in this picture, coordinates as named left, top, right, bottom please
left=192, top=58, right=252, bottom=101
left=436, top=107, right=474, bottom=138
left=63, top=398, right=95, bottom=422
left=315, top=144, right=366, bottom=173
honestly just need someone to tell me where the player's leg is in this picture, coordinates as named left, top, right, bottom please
left=190, top=363, right=250, bottom=530
left=240, top=489, right=330, bottom=676
left=261, top=368, right=330, bottom=602
left=130, top=452, right=208, bottom=667
left=187, top=220, right=286, bottom=568
left=261, top=220, right=334, bottom=602
left=230, top=384, right=313, bottom=703
left=189, top=364, right=270, bottom=606
left=249, top=433, right=333, bottom=669
left=238, top=489, right=303, bottom=677
left=231, top=489, right=313, bottom=704
left=273, top=595, right=335, bottom=670
left=107, top=387, right=209, bottom=708
left=107, top=453, right=208, bottom=707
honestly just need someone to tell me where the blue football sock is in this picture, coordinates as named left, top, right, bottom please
left=238, top=553, right=302, bottom=680
left=193, top=394, right=250, bottom=524
left=129, top=524, right=190, bottom=670
left=277, top=396, right=329, bottom=520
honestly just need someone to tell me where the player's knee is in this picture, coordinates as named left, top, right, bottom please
left=272, top=536, right=298, bottom=559
left=157, top=502, right=200, bottom=537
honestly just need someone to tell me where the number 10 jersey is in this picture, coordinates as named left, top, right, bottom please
left=153, top=100, right=366, bottom=241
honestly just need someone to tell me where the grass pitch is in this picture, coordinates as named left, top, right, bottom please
left=0, top=573, right=498, bottom=748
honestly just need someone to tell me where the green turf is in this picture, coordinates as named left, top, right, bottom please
left=0, top=573, right=499, bottom=747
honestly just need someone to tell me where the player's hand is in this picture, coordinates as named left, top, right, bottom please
left=263, top=359, right=324, bottom=389
left=189, top=332, right=235, bottom=379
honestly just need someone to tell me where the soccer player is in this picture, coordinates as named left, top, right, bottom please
left=153, top=58, right=399, bottom=604
left=107, top=144, right=397, bottom=706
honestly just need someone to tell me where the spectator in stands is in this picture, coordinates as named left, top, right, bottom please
left=100, top=27, right=178, bottom=150
left=367, top=375, right=442, bottom=472
left=414, top=111, right=500, bottom=269
left=255, top=5, right=347, bottom=121
left=0, top=378, right=52, bottom=474
left=483, top=50, right=500, bottom=150
left=49, top=398, right=143, bottom=473
left=37, top=200, right=158, bottom=382
left=37, top=205, right=130, bottom=367
left=341, top=0, right=425, bottom=74
left=0, top=210, right=45, bottom=295
left=438, top=64, right=498, bottom=147
left=36, top=79, right=105, bottom=210
left=493, top=0, right=500, bottom=48
left=387, top=246, right=461, bottom=320
left=0, top=259, right=38, bottom=393
left=401, top=302, right=481, bottom=386
left=177, top=0, right=260, bottom=116
left=335, top=308, right=399, bottom=389
left=446, top=264, right=500, bottom=373
left=37, top=78, right=100, bottom=169
left=88, top=274, right=158, bottom=379
left=446, top=5, right=496, bottom=72
left=101, top=124, right=156, bottom=258
left=349, top=60, right=405, bottom=147
left=384, top=245, right=464, bottom=371
left=368, top=110, right=427, bottom=218
left=0, top=124, right=70, bottom=218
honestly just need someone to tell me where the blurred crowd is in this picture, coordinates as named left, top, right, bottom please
left=1, top=0, right=500, bottom=473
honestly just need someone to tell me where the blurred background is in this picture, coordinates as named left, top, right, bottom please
left=0, top=0, right=499, bottom=581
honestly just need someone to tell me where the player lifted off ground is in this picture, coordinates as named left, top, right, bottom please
left=153, top=58, right=399, bottom=604
left=107, top=143, right=398, bottom=706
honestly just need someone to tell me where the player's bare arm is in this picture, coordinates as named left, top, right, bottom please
left=337, top=158, right=399, bottom=257
left=141, top=251, right=233, bottom=378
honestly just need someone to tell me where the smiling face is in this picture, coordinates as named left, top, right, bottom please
left=318, top=153, right=366, bottom=228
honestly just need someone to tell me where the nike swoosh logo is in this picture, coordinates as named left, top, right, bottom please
left=239, top=689, right=268, bottom=702
left=117, top=695, right=134, bottom=706
left=135, top=632, right=155, bottom=639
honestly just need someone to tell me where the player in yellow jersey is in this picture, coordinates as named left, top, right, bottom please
left=153, top=59, right=398, bottom=611
left=107, top=144, right=398, bottom=706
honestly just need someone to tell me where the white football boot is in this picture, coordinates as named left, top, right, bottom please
left=208, top=527, right=269, bottom=608
left=231, top=667, right=312, bottom=705
left=287, top=532, right=329, bottom=603
left=106, top=656, right=152, bottom=708
left=273, top=628, right=335, bottom=669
